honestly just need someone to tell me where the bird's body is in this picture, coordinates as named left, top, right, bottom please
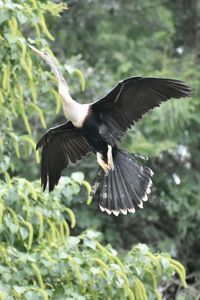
left=59, top=84, right=109, bottom=154
left=29, top=44, right=191, bottom=216
left=82, top=110, right=108, bottom=154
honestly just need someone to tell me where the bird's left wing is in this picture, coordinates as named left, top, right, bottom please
left=92, top=77, right=191, bottom=143
left=36, top=121, right=91, bottom=192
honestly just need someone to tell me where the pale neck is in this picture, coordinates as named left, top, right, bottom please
left=50, top=62, right=70, bottom=91
left=59, top=83, right=87, bottom=128
left=59, top=84, right=75, bottom=104
left=49, top=61, right=86, bottom=126
left=51, top=63, right=76, bottom=104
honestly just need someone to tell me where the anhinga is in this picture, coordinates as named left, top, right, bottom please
left=28, top=44, right=191, bottom=216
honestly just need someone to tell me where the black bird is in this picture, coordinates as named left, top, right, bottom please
left=28, top=44, right=191, bottom=216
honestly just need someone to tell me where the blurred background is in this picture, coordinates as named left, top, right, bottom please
left=0, top=0, right=200, bottom=299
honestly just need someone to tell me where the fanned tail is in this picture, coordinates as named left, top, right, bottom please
left=92, top=149, right=154, bottom=216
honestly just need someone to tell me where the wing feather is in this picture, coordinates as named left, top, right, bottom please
left=92, top=77, right=191, bottom=142
left=37, top=121, right=91, bottom=191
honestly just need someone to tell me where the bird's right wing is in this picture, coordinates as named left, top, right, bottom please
left=92, top=77, right=191, bottom=143
left=36, top=121, right=91, bottom=192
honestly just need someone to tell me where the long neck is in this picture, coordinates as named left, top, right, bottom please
left=50, top=63, right=70, bottom=91
left=50, top=62, right=88, bottom=126
left=50, top=62, right=76, bottom=105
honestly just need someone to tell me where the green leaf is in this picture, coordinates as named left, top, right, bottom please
left=20, top=227, right=29, bottom=240
left=68, top=236, right=80, bottom=248
left=85, top=229, right=102, bottom=240
left=13, top=286, right=26, bottom=294
left=0, top=156, right=10, bottom=172
left=71, top=172, right=84, bottom=184
left=83, top=239, right=96, bottom=250
left=0, top=11, right=9, bottom=24
left=16, top=11, right=28, bottom=24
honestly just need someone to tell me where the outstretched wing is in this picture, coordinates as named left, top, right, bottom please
left=92, top=77, right=191, bottom=143
left=36, top=121, right=91, bottom=192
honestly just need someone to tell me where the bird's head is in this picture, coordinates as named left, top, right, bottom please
left=28, top=44, right=58, bottom=69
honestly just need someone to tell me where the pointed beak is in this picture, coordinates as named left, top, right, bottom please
left=27, top=44, right=42, bottom=57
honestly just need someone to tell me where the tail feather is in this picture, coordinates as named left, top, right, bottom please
left=100, top=173, right=108, bottom=209
left=119, top=153, right=152, bottom=204
left=111, top=171, right=119, bottom=212
left=108, top=174, right=115, bottom=212
left=117, top=154, right=144, bottom=207
left=122, top=153, right=152, bottom=195
left=93, top=148, right=154, bottom=216
left=115, top=163, right=134, bottom=211
left=119, top=165, right=143, bottom=208
left=107, top=174, right=115, bottom=213
left=114, top=164, right=126, bottom=209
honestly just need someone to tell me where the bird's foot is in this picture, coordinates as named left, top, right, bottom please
left=97, top=152, right=111, bottom=174
left=101, top=161, right=110, bottom=174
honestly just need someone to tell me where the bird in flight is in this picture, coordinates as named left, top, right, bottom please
left=28, top=44, right=191, bottom=216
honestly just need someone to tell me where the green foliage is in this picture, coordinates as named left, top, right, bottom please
left=0, top=0, right=67, bottom=178
left=0, top=174, right=84, bottom=249
left=0, top=177, right=186, bottom=299
left=1, top=0, right=199, bottom=299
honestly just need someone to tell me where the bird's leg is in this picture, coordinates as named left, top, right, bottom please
left=107, top=145, right=114, bottom=171
left=96, top=146, right=114, bottom=173
left=97, top=152, right=110, bottom=173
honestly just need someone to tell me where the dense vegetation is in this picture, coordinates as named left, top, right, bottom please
left=0, top=0, right=199, bottom=299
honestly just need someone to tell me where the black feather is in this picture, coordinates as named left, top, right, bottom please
left=92, top=76, right=191, bottom=144
left=97, top=148, right=154, bottom=215
left=36, top=121, right=90, bottom=192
